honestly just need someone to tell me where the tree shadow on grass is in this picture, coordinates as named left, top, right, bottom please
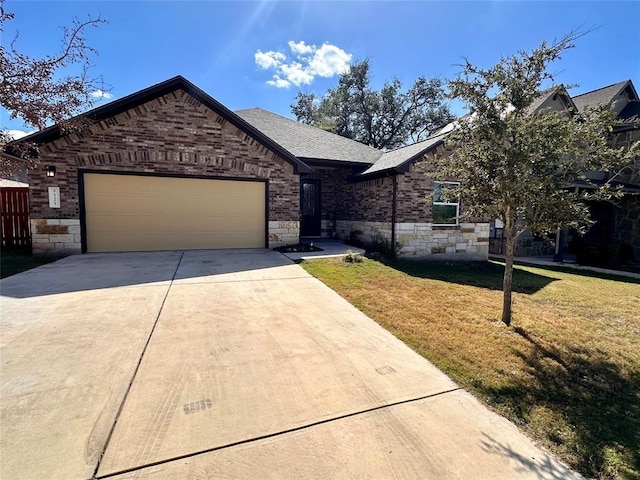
left=381, top=259, right=559, bottom=294
left=511, top=261, right=640, bottom=285
left=482, top=327, right=640, bottom=479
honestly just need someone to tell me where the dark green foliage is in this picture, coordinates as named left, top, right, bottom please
left=291, top=60, right=453, bottom=149
left=431, top=31, right=633, bottom=325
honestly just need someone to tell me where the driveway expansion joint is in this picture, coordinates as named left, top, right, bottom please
left=174, top=276, right=313, bottom=285
left=94, top=387, right=462, bottom=479
left=91, top=251, right=185, bottom=480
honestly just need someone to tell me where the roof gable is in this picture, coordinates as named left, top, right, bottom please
left=359, top=131, right=449, bottom=178
left=618, top=100, right=640, bottom=120
left=571, top=80, right=637, bottom=114
left=529, top=85, right=576, bottom=115
left=13, top=76, right=311, bottom=174
left=527, top=87, right=558, bottom=114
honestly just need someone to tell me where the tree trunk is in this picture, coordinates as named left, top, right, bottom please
left=501, top=209, right=516, bottom=326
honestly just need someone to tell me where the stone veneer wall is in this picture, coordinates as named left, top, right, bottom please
left=336, top=220, right=489, bottom=259
left=336, top=220, right=391, bottom=246
left=31, top=219, right=82, bottom=254
left=268, top=221, right=300, bottom=247
left=29, top=89, right=300, bottom=254
left=396, top=222, right=489, bottom=259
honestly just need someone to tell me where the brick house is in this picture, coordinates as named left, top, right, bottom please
left=15, top=76, right=489, bottom=258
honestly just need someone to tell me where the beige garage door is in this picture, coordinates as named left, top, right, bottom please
left=83, top=173, right=266, bottom=252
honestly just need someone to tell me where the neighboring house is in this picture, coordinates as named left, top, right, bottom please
left=489, top=80, right=640, bottom=266
left=11, top=76, right=489, bottom=258
left=488, top=85, right=580, bottom=257
left=570, top=80, right=640, bottom=266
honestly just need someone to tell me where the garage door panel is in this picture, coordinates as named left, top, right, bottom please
left=86, top=192, right=265, bottom=215
left=87, top=197, right=265, bottom=216
left=88, top=232, right=255, bottom=252
left=84, top=174, right=266, bottom=252
left=89, top=214, right=265, bottom=235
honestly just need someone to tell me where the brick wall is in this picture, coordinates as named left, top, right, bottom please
left=307, top=167, right=346, bottom=237
left=396, top=153, right=476, bottom=222
left=29, top=89, right=300, bottom=253
left=337, top=176, right=394, bottom=222
left=307, top=166, right=394, bottom=236
left=331, top=151, right=489, bottom=259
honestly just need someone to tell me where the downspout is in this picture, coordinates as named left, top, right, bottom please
left=391, top=174, right=397, bottom=249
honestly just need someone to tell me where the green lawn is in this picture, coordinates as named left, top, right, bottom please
left=0, top=251, right=58, bottom=279
left=302, top=257, right=640, bottom=480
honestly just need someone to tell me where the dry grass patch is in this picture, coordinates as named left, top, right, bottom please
left=302, top=257, right=640, bottom=480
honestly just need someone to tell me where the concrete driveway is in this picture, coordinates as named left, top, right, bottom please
left=1, top=250, right=581, bottom=479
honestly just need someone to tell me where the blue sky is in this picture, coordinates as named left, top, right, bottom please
left=2, top=1, right=639, bottom=137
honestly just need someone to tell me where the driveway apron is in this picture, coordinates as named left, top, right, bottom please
left=0, top=252, right=182, bottom=480
left=1, top=250, right=582, bottom=479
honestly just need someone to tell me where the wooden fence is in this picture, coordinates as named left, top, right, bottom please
left=0, top=187, right=31, bottom=251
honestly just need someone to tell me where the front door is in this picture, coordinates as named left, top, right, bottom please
left=300, top=179, right=321, bottom=237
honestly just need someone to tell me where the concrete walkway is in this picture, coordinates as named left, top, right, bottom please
left=281, top=238, right=365, bottom=261
left=490, top=254, right=640, bottom=280
left=1, top=250, right=582, bottom=479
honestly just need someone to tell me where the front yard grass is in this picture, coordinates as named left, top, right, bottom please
left=302, top=257, right=640, bottom=480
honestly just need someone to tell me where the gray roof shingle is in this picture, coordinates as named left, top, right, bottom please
left=359, top=131, right=450, bottom=177
left=571, top=80, right=631, bottom=112
left=234, top=108, right=383, bottom=164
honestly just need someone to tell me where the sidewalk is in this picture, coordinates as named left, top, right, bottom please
left=489, top=254, right=640, bottom=280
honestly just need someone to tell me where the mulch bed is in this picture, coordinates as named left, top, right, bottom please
left=274, top=243, right=324, bottom=253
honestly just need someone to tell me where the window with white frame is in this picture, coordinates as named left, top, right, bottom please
left=432, top=181, right=460, bottom=225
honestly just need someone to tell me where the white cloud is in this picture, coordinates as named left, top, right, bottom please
left=280, top=62, right=315, bottom=86
left=308, top=43, right=352, bottom=78
left=255, top=41, right=352, bottom=88
left=266, top=75, right=291, bottom=89
left=288, top=40, right=314, bottom=55
left=90, top=90, right=113, bottom=99
left=255, top=50, right=286, bottom=70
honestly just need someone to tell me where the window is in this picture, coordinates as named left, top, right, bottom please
left=433, top=181, right=460, bottom=225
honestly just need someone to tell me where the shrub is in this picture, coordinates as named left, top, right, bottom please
left=372, top=234, right=402, bottom=260
left=344, top=250, right=363, bottom=263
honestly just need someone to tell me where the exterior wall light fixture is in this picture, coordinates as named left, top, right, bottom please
left=45, top=165, right=56, bottom=177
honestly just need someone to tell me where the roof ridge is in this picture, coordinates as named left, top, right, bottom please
left=236, top=107, right=384, bottom=153
left=235, top=107, right=384, bottom=163
left=572, top=80, right=629, bottom=98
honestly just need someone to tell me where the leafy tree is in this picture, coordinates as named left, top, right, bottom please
left=291, top=59, right=453, bottom=149
left=431, top=32, right=633, bottom=326
left=0, top=0, right=107, bottom=174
